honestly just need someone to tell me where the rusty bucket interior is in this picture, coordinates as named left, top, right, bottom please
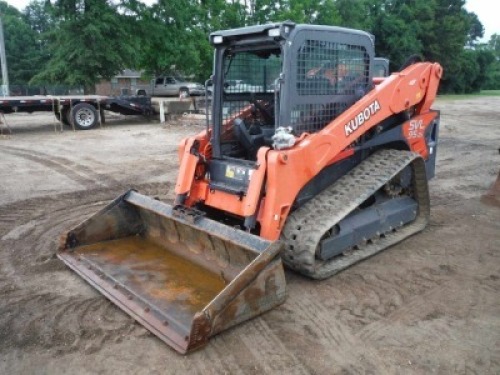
left=58, top=190, right=286, bottom=354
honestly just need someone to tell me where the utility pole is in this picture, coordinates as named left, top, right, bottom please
left=0, top=16, right=9, bottom=97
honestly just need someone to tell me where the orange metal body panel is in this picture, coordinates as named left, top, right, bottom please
left=174, top=62, right=442, bottom=241
left=181, top=146, right=269, bottom=218
left=402, top=111, right=439, bottom=158
left=175, top=131, right=209, bottom=196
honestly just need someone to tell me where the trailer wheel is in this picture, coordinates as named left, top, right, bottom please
left=71, top=103, right=98, bottom=130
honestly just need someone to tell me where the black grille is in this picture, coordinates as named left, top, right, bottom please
left=293, top=39, right=369, bottom=134
left=291, top=102, right=348, bottom=134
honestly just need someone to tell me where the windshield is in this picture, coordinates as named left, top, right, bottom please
left=373, top=63, right=388, bottom=77
left=220, top=48, right=281, bottom=140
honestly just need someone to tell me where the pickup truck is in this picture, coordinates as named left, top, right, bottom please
left=152, top=76, right=205, bottom=97
left=206, top=79, right=264, bottom=95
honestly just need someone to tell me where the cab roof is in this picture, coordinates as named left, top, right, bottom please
left=210, top=22, right=374, bottom=45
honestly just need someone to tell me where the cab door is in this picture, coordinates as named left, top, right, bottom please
left=281, top=28, right=374, bottom=136
left=154, top=77, right=166, bottom=96
left=165, top=77, right=178, bottom=96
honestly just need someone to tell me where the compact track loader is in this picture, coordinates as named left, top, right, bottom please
left=59, top=22, right=442, bottom=353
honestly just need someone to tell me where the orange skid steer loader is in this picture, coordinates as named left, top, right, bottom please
left=58, top=22, right=442, bottom=353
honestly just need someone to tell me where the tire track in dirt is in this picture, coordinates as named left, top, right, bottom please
left=291, top=264, right=453, bottom=333
left=0, top=289, right=137, bottom=354
left=185, top=345, right=243, bottom=374
left=0, top=182, right=173, bottom=355
left=266, top=274, right=391, bottom=374
left=1, top=146, right=121, bottom=189
left=355, top=277, right=500, bottom=373
left=183, top=317, right=312, bottom=375
left=264, top=259, right=458, bottom=371
left=356, top=282, right=457, bottom=343
left=226, top=318, right=311, bottom=374
left=201, top=340, right=255, bottom=374
left=345, top=200, right=500, bottom=372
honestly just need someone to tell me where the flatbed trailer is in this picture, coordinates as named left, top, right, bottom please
left=0, top=95, right=153, bottom=130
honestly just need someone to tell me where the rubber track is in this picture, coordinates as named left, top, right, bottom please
left=281, top=149, right=430, bottom=279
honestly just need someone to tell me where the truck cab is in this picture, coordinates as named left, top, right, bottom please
left=153, top=76, right=205, bottom=97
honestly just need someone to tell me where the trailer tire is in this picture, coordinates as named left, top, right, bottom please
left=71, top=103, right=98, bottom=130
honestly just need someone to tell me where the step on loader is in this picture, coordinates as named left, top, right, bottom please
left=59, top=22, right=442, bottom=353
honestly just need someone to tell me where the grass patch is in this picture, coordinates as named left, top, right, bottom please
left=437, top=90, right=500, bottom=100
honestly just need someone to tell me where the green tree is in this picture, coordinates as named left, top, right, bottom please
left=363, top=0, right=485, bottom=92
left=488, top=34, right=500, bottom=55
left=421, top=0, right=473, bottom=92
left=31, top=0, right=136, bottom=93
left=23, top=0, right=54, bottom=75
left=24, top=0, right=54, bottom=37
left=0, top=1, right=41, bottom=85
left=366, top=0, right=427, bottom=71
left=483, top=34, right=500, bottom=89
left=466, top=11, right=484, bottom=47
left=470, top=49, right=495, bottom=92
left=3, top=0, right=491, bottom=94
left=275, top=0, right=341, bottom=25
left=336, top=0, right=368, bottom=29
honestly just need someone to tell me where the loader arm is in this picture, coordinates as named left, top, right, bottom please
left=259, top=62, right=442, bottom=239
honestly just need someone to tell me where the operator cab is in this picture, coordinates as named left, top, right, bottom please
left=206, top=23, right=374, bottom=197
left=209, top=23, right=374, bottom=161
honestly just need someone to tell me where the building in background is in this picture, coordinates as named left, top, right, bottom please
left=95, top=69, right=151, bottom=96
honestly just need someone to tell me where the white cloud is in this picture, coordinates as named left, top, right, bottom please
left=4, top=0, right=30, bottom=10
left=465, top=0, right=500, bottom=41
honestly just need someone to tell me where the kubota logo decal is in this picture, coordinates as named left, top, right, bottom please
left=345, top=100, right=381, bottom=136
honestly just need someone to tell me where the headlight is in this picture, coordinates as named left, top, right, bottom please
left=268, top=28, right=280, bottom=37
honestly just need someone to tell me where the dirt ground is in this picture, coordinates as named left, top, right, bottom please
left=0, top=99, right=499, bottom=374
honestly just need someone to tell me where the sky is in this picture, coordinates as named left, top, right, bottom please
left=3, top=0, right=500, bottom=42
left=464, top=0, right=500, bottom=41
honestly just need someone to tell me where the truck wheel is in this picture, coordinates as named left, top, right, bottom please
left=179, top=88, right=190, bottom=99
left=71, top=103, right=98, bottom=130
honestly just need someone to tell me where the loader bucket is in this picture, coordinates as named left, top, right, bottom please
left=58, top=190, right=286, bottom=354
